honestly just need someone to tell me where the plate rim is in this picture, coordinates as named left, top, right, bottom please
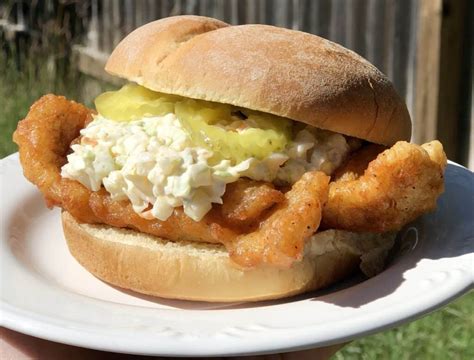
left=2, top=286, right=473, bottom=357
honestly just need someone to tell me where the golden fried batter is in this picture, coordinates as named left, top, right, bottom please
left=88, top=188, right=239, bottom=244
left=322, top=141, right=447, bottom=232
left=13, top=95, right=100, bottom=223
left=332, top=144, right=387, bottom=182
left=220, top=178, right=285, bottom=229
left=228, top=171, right=329, bottom=268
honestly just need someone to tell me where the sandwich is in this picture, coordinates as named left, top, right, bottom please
left=13, top=15, right=447, bottom=302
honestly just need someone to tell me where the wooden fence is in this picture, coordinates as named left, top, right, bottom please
left=1, top=0, right=472, bottom=167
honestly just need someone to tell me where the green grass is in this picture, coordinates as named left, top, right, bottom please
left=336, top=292, right=474, bottom=359
left=0, top=52, right=107, bottom=158
left=1, top=53, right=472, bottom=359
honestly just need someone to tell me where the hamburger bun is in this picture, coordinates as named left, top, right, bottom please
left=62, top=211, right=394, bottom=302
left=62, top=16, right=401, bottom=302
left=105, top=15, right=411, bottom=145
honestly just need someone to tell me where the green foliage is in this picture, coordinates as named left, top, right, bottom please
left=0, top=51, right=114, bottom=158
left=0, top=51, right=80, bottom=157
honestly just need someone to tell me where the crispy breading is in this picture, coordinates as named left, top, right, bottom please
left=227, top=171, right=329, bottom=268
left=220, top=178, right=285, bottom=229
left=88, top=188, right=239, bottom=244
left=332, top=144, right=387, bottom=182
left=322, top=141, right=447, bottom=232
left=13, top=95, right=100, bottom=223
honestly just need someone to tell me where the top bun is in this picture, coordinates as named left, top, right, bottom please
left=105, top=15, right=411, bottom=145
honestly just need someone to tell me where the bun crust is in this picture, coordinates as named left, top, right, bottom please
left=62, top=211, right=388, bottom=302
left=105, top=15, right=411, bottom=145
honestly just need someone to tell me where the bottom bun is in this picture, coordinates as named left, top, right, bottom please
left=61, top=211, right=395, bottom=302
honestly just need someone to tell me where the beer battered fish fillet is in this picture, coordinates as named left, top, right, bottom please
left=13, top=95, right=100, bottom=223
left=13, top=95, right=447, bottom=268
left=322, top=141, right=447, bottom=232
left=228, top=171, right=329, bottom=268
left=220, top=178, right=285, bottom=229
left=13, top=95, right=325, bottom=268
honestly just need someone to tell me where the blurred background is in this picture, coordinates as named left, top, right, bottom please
left=1, top=0, right=472, bottom=358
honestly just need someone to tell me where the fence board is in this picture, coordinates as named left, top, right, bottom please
left=365, top=0, right=386, bottom=72
left=111, top=0, right=121, bottom=48
left=414, top=0, right=442, bottom=145
left=345, top=0, right=366, bottom=56
left=123, top=0, right=134, bottom=34
left=87, top=0, right=99, bottom=50
left=245, top=0, right=258, bottom=24
left=101, top=0, right=112, bottom=53
left=436, top=0, right=470, bottom=162
left=329, top=0, right=346, bottom=46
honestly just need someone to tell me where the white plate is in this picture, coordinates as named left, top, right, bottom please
left=1, top=153, right=473, bottom=357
